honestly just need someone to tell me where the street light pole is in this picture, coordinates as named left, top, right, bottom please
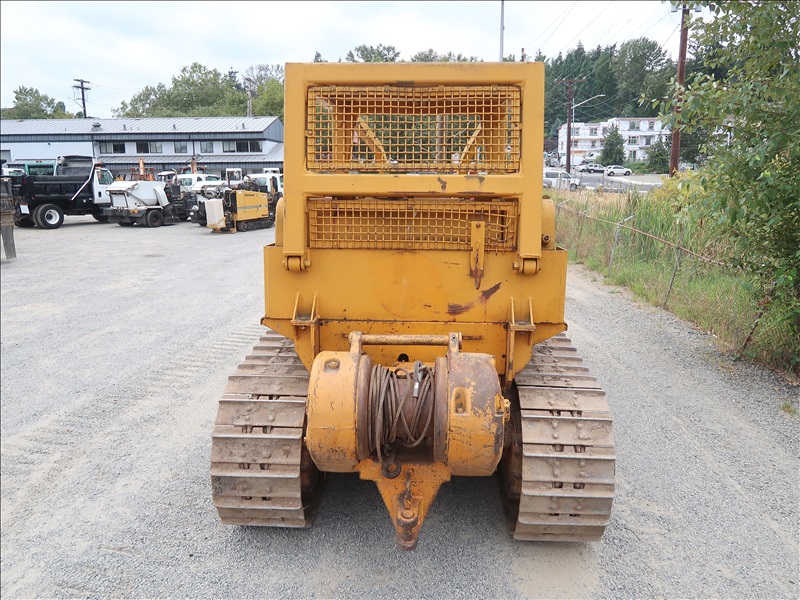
left=572, top=94, right=606, bottom=123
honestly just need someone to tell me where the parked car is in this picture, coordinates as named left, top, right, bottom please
left=578, top=163, right=605, bottom=173
left=605, top=165, right=632, bottom=176
left=543, top=169, right=580, bottom=191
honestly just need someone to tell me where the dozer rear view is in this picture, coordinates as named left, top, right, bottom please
left=210, top=62, right=615, bottom=550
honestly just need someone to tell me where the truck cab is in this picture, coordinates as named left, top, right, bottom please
left=176, top=173, right=221, bottom=195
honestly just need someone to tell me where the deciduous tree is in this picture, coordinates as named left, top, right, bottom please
left=1, top=87, right=72, bottom=119
left=661, top=0, right=800, bottom=362
left=345, top=44, right=400, bottom=62
left=113, top=63, right=246, bottom=117
left=252, top=79, right=285, bottom=122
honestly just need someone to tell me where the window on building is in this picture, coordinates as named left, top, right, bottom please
left=629, top=121, right=640, bottom=131
left=648, top=121, right=655, bottom=131
left=591, top=140, right=596, bottom=148
left=99, top=142, right=125, bottom=154
left=628, top=136, right=639, bottom=145
left=135, top=141, right=162, bottom=154
left=571, top=127, right=580, bottom=137
left=223, top=140, right=263, bottom=153
left=174, top=141, right=188, bottom=153
left=628, top=150, right=637, bottom=160
left=100, top=142, right=125, bottom=154
left=644, top=136, right=653, bottom=146
left=572, top=140, right=578, bottom=147
left=199, top=141, right=214, bottom=153
left=589, top=127, right=598, bottom=136
left=602, top=127, right=608, bottom=136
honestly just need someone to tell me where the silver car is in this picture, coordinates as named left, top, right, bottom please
left=605, top=165, right=632, bottom=176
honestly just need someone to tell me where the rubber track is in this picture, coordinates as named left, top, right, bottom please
left=210, top=329, right=319, bottom=528
left=509, top=334, right=616, bottom=542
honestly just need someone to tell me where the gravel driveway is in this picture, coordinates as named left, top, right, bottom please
left=2, top=216, right=797, bottom=599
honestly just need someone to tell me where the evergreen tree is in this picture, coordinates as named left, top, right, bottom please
left=646, top=134, right=670, bottom=173
left=600, top=124, right=625, bottom=165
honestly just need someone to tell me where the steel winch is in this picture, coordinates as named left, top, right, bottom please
left=305, top=331, right=509, bottom=549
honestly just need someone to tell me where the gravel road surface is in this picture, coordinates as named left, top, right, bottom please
left=2, top=216, right=797, bottom=599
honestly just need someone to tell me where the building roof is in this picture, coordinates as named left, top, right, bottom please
left=0, top=116, right=280, bottom=136
left=97, top=146, right=284, bottom=167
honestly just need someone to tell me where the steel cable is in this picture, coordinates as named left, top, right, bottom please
left=367, top=362, right=435, bottom=476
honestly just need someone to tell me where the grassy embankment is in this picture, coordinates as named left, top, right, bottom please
left=548, top=181, right=798, bottom=379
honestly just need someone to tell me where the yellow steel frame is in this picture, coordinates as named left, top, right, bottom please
left=263, top=62, right=566, bottom=385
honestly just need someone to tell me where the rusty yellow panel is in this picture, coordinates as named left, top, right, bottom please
left=264, top=245, right=566, bottom=323
left=262, top=242, right=567, bottom=379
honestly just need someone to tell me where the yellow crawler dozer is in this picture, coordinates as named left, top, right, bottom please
left=210, top=62, right=615, bottom=550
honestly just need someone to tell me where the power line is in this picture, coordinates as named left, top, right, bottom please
left=90, top=81, right=140, bottom=94
left=523, top=1, right=578, bottom=53
left=535, top=2, right=579, bottom=56
left=557, top=1, right=616, bottom=55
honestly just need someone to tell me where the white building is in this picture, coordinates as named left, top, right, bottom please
left=0, top=116, right=284, bottom=177
left=558, top=117, right=670, bottom=164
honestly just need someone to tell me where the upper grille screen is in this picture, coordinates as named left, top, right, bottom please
left=306, top=85, right=522, bottom=174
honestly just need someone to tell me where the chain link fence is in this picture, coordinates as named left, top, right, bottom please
left=553, top=190, right=797, bottom=373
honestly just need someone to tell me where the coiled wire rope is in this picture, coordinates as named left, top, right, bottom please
left=367, top=361, right=435, bottom=478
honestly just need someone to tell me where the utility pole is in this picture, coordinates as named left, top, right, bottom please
left=669, top=5, right=690, bottom=176
left=555, top=78, right=585, bottom=173
left=521, top=48, right=526, bottom=62
left=245, top=78, right=253, bottom=117
left=73, top=79, right=91, bottom=118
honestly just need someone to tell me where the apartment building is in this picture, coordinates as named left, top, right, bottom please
left=558, top=117, right=670, bottom=164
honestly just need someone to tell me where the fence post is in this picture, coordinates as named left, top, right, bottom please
left=576, top=210, right=587, bottom=245
left=662, top=229, right=685, bottom=308
left=609, top=214, right=635, bottom=269
left=738, top=282, right=777, bottom=358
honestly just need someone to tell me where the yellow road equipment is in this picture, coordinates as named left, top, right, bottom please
left=205, top=188, right=276, bottom=233
left=210, top=62, right=615, bottom=549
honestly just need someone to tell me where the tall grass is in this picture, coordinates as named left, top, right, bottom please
left=551, top=186, right=798, bottom=378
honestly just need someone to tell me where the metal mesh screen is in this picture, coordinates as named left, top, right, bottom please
left=307, top=198, right=518, bottom=250
left=307, top=85, right=521, bottom=174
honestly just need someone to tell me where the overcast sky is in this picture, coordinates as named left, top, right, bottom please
left=1, top=1, right=686, bottom=119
